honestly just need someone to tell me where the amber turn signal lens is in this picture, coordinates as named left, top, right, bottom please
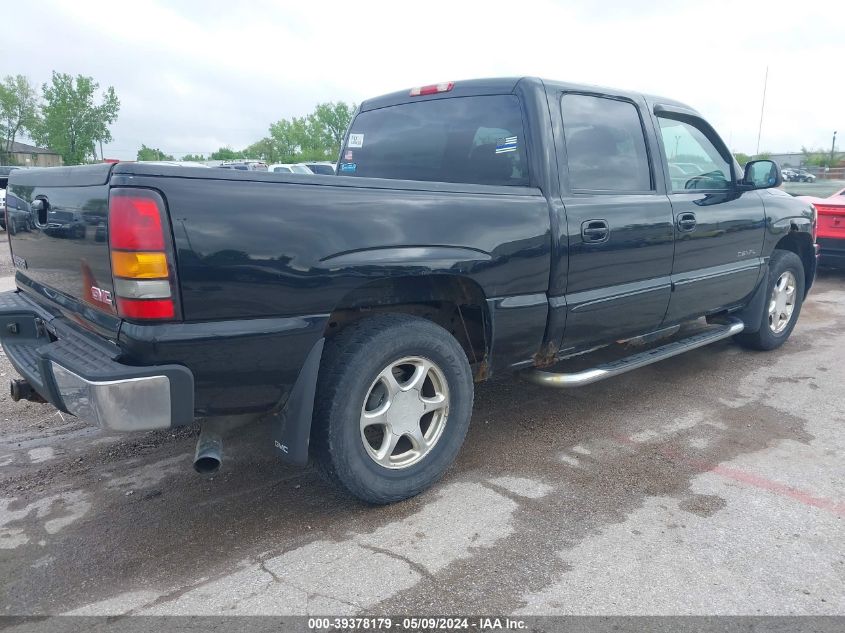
left=111, top=251, right=168, bottom=279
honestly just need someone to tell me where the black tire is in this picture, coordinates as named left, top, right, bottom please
left=312, top=314, right=474, bottom=504
left=734, top=249, right=805, bottom=351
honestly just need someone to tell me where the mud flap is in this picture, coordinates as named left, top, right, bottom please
left=270, top=337, right=325, bottom=466
left=731, top=268, right=769, bottom=334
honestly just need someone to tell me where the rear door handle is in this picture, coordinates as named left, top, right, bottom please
left=581, top=219, right=609, bottom=243
left=677, top=212, right=697, bottom=232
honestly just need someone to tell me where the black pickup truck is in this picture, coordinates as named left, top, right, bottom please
left=2, top=78, right=816, bottom=503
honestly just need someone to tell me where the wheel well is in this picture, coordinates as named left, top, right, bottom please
left=774, top=229, right=815, bottom=296
left=325, top=276, right=491, bottom=378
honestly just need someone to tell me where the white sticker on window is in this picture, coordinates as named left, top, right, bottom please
left=348, top=134, right=364, bottom=148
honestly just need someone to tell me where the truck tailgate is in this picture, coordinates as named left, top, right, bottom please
left=6, top=164, right=120, bottom=338
left=816, top=203, right=845, bottom=239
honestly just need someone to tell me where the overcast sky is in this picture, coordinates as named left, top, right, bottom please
left=5, top=0, right=843, bottom=160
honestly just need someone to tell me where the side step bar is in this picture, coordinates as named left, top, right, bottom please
left=522, top=317, right=745, bottom=388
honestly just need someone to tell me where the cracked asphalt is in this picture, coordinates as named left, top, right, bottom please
left=0, top=261, right=843, bottom=616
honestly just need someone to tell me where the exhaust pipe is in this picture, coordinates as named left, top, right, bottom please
left=193, top=418, right=225, bottom=476
left=10, top=379, right=44, bottom=403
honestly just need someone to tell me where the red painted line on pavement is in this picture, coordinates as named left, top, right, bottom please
left=708, top=463, right=845, bottom=517
left=613, top=434, right=845, bottom=518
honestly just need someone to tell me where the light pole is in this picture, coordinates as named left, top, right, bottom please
left=830, top=131, right=838, bottom=168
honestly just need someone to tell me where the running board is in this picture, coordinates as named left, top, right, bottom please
left=522, top=317, right=745, bottom=388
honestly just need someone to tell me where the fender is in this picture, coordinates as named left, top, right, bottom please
left=768, top=216, right=814, bottom=247
left=269, top=337, right=325, bottom=466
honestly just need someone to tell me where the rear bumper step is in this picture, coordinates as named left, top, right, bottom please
left=522, top=317, right=745, bottom=388
left=0, top=290, right=194, bottom=431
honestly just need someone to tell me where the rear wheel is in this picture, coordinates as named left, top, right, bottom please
left=312, top=314, right=474, bottom=504
left=735, top=249, right=805, bottom=350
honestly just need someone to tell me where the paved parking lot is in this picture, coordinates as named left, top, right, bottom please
left=0, top=266, right=843, bottom=617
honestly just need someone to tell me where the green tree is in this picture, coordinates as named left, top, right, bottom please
left=267, top=117, right=311, bottom=161
left=307, top=101, right=355, bottom=158
left=256, top=101, right=356, bottom=164
left=733, top=152, right=751, bottom=166
left=243, top=138, right=279, bottom=163
left=802, top=146, right=843, bottom=168
left=0, top=75, right=41, bottom=164
left=210, top=146, right=243, bottom=161
left=137, top=144, right=174, bottom=161
left=180, top=153, right=206, bottom=162
left=34, top=72, right=119, bottom=165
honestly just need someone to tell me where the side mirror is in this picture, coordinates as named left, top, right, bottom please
left=742, top=159, right=783, bottom=190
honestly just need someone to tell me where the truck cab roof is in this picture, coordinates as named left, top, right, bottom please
left=360, top=76, right=696, bottom=115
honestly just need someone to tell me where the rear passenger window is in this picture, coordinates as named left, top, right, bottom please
left=561, top=94, right=652, bottom=192
left=341, top=95, right=529, bottom=186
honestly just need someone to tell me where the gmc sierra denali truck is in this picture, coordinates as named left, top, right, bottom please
left=1, top=78, right=817, bottom=503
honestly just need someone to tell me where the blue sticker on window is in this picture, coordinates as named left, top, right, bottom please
left=340, top=162, right=357, bottom=173
left=495, top=136, right=518, bottom=154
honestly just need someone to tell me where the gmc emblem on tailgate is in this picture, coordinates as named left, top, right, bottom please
left=90, top=286, right=113, bottom=306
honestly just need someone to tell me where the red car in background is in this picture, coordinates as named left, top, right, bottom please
left=800, top=188, right=845, bottom=267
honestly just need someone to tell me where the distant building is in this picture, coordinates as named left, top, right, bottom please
left=768, top=152, right=805, bottom=168
left=1, top=141, right=64, bottom=167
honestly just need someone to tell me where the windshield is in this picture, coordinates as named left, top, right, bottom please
left=291, top=165, right=313, bottom=174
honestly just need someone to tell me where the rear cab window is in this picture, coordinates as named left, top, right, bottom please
left=340, top=95, right=529, bottom=187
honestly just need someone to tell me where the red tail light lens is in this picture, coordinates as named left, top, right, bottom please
left=109, top=192, right=166, bottom=250
left=116, top=297, right=176, bottom=320
left=109, top=188, right=177, bottom=321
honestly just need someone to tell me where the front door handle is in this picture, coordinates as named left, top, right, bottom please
left=581, top=219, right=609, bottom=243
left=677, top=212, right=697, bottom=232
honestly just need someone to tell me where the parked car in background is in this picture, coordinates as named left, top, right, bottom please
left=304, top=162, right=336, bottom=175
left=218, top=161, right=268, bottom=171
left=268, top=163, right=314, bottom=174
left=44, top=209, right=87, bottom=239
left=786, top=168, right=816, bottom=182
left=0, top=188, right=5, bottom=220
left=1, top=190, right=32, bottom=234
left=139, top=161, right=212, bottom=168
left=799, top=187, right=845, bottom=266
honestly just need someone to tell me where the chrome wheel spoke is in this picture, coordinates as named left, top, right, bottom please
left=375, top=432, right=401, bottom=466
left=403, top=359, right=431, bottom=393
left=379, top=368, right=403, bottom=397
left=408, top=426, right=428, bottom=452
left=360, top=406, right=389, bottom=431
left=421, top=393, right=447, bottom=414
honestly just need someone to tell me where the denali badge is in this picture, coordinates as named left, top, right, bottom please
left=90, top=286, right=113, bottom=306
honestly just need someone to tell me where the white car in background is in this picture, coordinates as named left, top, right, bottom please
left=304, top=162, right=336, bottom=175
left=268, top=163, right=314, bottom=174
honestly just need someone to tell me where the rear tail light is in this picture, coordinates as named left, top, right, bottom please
left=409, top=81, right=454, bottom=96
left=108, top=189, right=178, bottom=321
